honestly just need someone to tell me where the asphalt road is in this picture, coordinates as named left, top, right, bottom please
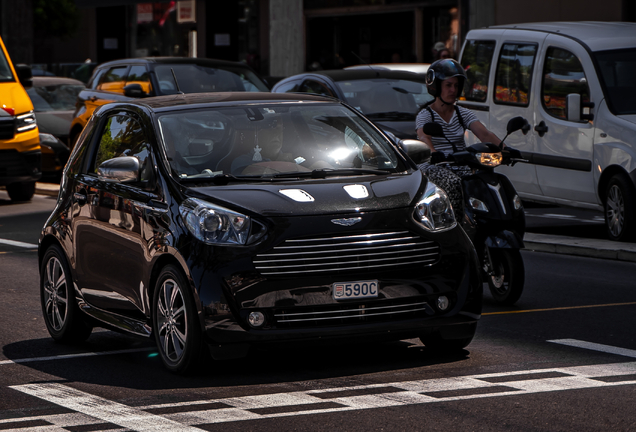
left=1, top=191, right=635, bottom=431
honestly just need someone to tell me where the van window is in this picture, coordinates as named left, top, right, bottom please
left=0, top=49, right=14, bottom=82
left=594, top=48, right=636, bottom=115
left=494, top=43, right=537, bottom=106
left=541, top=47, right=591, bottom=120
left=460, top=40, right=496, bottom=102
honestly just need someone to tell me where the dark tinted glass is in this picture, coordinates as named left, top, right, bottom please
left=461, top=40, right=496, bottom=102
left=94, top=115, right=150, bottom=180
left=494, top=43, right=537, bottom=106
left=541, top=47, right=590, bottom=120
left=594, top=48, right=636, bottom=115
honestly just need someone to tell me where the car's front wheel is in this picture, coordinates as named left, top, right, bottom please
left=604, top=174, right=636, bottom=242
left=152, top=265, right=204, bottom=374
left=40, top=245, right=92, bottom=343
left=7, top=181, right=35, bottom=202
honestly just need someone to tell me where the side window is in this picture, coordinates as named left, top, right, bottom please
left=275, top=80, right=301, bottom=93
left=541, top=47, right=590, bottom=120
left=494, top=43, right=537, bottom=106
left=96, top=66, right=128, bottom=94
left=299, top=80, right=334, bottom=97
left=126, top=65, right=153, bottom=95
left=93, top=114, right=151, bottom=181
left=461, top=40, right=496, bottom=102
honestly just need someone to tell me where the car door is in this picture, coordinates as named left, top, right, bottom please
left=531, top=35, right=598, bottom=205
left=72, top=110, right=163, bottom=320
left=487, top=30, right=548, bottom=197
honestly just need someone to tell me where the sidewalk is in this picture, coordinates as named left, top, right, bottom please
left=34, top=183, right=636, bottom=264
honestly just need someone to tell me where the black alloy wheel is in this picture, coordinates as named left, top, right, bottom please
left=152, top=265, right=204, bottom=374
left=604, top=174, right=636, bottom=242
left=40, top=245, right=92, bottom=343
left=486, top=248, right=524, bottom=306
left=7, top=181, right=35, bottom=202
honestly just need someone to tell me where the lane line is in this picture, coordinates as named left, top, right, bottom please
left=483, top=302, right=636, bottom=316
left=0, top=347, right=154, bottom=366
left=549, top=339, right=636, bottom=358
left=9, top=359, right=636, bottom=428
left=11, top=383, right=202, bottom=431
left=0, top=238, right=38, bottom=248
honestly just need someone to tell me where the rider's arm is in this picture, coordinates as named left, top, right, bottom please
left=416, top=127, right=436, bottom=152
left=469, top=121, right=502, bottom=146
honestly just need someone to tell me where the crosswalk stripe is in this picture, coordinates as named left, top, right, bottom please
left=549, top=339, right=636, bottom=358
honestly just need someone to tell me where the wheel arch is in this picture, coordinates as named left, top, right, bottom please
left=38, top=234, right=65, bottom=269
left=598, top=165, right=635, bottom=203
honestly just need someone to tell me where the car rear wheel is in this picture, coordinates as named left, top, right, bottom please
left=152, top=265, right=204, bottom=374
left=40, top=245, right=92, bottom=343
left=7, top=181, right=35, bottom=202
left=604, top=174, right=636, bottom=242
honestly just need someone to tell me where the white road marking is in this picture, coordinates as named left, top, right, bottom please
left=0, top=347, right=154, bottom=365
left=10, top=360, right=636, bottom=428
left=0, top=238, right=38, bottom=248
left=549, top=339, right=636, bottom=358
left=10, top=383, right=201, bottom=431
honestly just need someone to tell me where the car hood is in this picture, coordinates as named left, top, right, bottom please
left=34, top=111, right=73, bottom=138
left=188, top=170, right=426, bottom=217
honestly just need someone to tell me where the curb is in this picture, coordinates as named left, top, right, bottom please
left=33, top=183, right=636, bottom=263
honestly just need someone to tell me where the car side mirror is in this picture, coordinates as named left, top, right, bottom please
left=97, top=156, right=141, bottom=183
left=401, top=139, right=431, bottom=164
left=15, top=64, right=33, bottom=88
left=124, top=83, right=145, bottom=98
left=423, top=122, right=444, bottom=138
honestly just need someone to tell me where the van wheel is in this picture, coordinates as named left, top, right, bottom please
left=604, top=174, right=636, bottom=242
left=7, top=181, right=35, bottom=202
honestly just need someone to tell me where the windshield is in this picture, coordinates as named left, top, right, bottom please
left=0, top=47, right=14, bottom=83
left=153, top=64, right=269, bottom=94
left=27, top=82, right=86, bottom=111
left=594, top=48, right=636, bottom=115
left=157, top=103, right=406, bottom=180
left=335, top=78, right=433, bottom=118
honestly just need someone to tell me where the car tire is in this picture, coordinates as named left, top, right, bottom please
left=7, top=181, right=35, bottom=202
left=40, top=245, right=93, bottom=343
left=604, top=174, right=636, bottom=242
left=486, top=249, right=524, bottom=306
left=152, top=265, right=204, bottom=374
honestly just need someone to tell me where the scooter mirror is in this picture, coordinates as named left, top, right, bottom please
left=423, top=122, right=444, bottom=137
left=506, top=116, right=529, bottom=134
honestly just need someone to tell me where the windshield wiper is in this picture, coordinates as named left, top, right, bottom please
left=272, top=168, right=390, bottom=179
left=178, top=173, right=272, bottom=185
left=365, top=111, right=415, bottom=121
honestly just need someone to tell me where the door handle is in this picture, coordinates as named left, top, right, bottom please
left=74, top=191, right=87, bottom=206
left=534, top=121, right=549, bottom=137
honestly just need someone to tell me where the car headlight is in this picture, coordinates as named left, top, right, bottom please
left=180, top=198, right=265, bottom=245
left=16, top=111, right=37, bottom=133
left=414, top=181, right=456, bottom=232
left=476, top=152, right=502, bottom=167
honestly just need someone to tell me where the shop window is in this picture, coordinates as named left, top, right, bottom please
left=542, top=47, right=590, bottom=120
left=494, top=43, right=537, bottom=106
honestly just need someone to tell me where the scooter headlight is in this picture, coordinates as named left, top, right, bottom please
left=414, top=181, right=457, bottom=232
left=476, top=152, right=502, bottom=167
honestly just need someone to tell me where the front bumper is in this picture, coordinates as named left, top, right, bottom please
left=0, top=149, right=42, bottom=185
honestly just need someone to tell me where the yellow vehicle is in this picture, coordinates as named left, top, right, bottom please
left=0, top=36, right=40, bottom=201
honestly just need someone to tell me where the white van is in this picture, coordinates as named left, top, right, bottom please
left=458, top=22, right=636, bottom=241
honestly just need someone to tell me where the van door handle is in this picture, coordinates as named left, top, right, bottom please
left=534, top=121, right=549, bottom=137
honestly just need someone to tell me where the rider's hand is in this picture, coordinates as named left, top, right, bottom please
left=430, top=151, right=447, bottom=164
left=504, top=146, right=523, bottom=159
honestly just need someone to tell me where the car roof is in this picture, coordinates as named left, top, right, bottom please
left=31, top=76, right=86, bottom=87
left=95, top=56, right=255, bottom=70
left=119, top=91, right=338, bottom=112
left=345, top=63, right=431, bottom=74
left=484, top=21, right=636, bottom=52
left=295, top=69, right=429, bottom=82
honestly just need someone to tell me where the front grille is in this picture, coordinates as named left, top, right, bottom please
left=273, top=296, right=434, bottom=328
left=0, top=117, right=15, bottom=140
left=0, top=149, right=32, bottom=177
left=253, top=231, right=440, bottom=276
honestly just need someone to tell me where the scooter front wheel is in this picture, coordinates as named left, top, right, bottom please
left=487, top=249, right=524, bottom=305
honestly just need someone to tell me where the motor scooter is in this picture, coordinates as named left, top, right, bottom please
left=423, top=117, right=529, bottom=305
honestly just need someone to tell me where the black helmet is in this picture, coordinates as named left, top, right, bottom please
left=425, top=59, right=467, bottom=98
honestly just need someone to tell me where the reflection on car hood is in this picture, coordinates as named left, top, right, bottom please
left=189, top=170, right=425, bottom=217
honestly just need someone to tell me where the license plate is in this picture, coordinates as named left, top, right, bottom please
left=332, top=280, right=379, bottom=300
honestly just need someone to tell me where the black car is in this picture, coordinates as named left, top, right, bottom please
left=27, top=76, right=86, bottom=180
left=70, top=57, right=271, bottom=148
left=272, top=69, right=434, bottom=140
left=40, top=92, right=481, bottom=374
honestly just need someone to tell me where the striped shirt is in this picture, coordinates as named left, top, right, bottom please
left=415, top=105, right=478, bottom=156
